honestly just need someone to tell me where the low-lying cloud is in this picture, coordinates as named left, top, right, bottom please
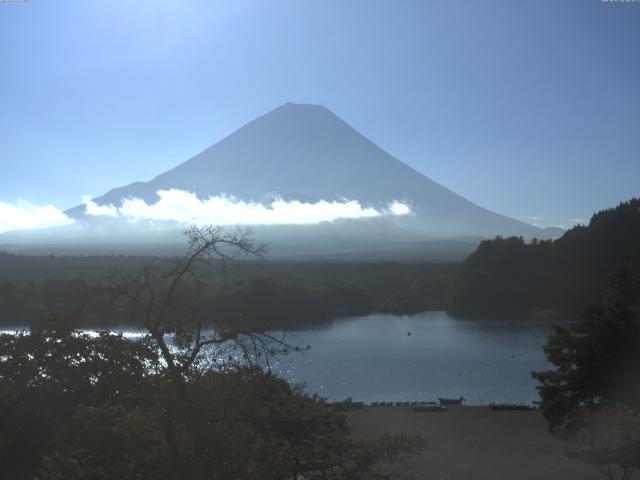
left=0, top=200, right=74, bottom=234
left=0, top=190, right=412, bottom=234
left=83, top=189, right=412, bottom=226
left=82, top=195, right=119, bottom=217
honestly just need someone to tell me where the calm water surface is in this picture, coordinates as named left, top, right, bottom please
left=270, top=311, right=555, bottom=404
left=3, top=311, right=556, bottom=405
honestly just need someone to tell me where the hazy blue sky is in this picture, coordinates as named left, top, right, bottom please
left=1, top=0, right=638, bottom=228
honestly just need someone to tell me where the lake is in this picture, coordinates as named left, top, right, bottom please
left=270, top=311, right=555, bottom=405
left=2, top=311, right=557, bottom=405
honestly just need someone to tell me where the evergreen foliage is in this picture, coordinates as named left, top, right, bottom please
left=453, top=199, right=640, bottom=319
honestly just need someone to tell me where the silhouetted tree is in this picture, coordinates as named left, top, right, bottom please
left=104, top=226, right=293, bottom=389
left=103, top=225, right=302, bottom=478
left=0, top=325, right=159, bottom=479
left=533, top=267, right=640, bottom=479
left=533, top=267, right=640, bottom=436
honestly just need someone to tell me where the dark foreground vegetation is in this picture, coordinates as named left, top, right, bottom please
left=533, top=266, right=640, bottom=479
left=0, top=226, right=424, bottom=480
left=453, top=198, right=640, bottom=320
left=0, top=327, right=423, bottom=480
left=0, top=252, right=455, bottom=328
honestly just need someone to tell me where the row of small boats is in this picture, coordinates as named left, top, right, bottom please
left=336, top=399, right=537, bottom=412
left=371, top=401, right=440, bottom=408
left=371, top=397, right=465, bottom=408
left=489, top=402, right=537, bottom=411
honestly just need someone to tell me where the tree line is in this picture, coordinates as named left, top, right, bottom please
left=452, top=198, right=640, bottom=319
left=0, top=255, right=456, bottom=328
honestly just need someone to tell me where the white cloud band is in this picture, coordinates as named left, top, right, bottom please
left=0, top=190, right=411, bottom=234
left=83, top=189, right=411, bottom=226
left=0, top=200, right=74, bottom=234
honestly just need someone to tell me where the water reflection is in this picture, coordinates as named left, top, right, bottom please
left=270, top=311, right=556, bottom=404
left=1, top=311, right=558, bottom=404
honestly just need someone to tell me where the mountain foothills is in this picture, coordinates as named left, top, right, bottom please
left=31, top=103, right=560, bottom=257
left=452, top=198, right=640, bottom=319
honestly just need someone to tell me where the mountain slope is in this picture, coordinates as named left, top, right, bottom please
left=66, top=103, right=555, bottom=240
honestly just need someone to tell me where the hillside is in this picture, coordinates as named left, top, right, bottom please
left=452, top=198, right=640, bottom=319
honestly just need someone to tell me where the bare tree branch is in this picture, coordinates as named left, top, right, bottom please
left=102, top=224, right=299, bottom=398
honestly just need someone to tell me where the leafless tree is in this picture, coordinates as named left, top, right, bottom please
left=105, top=225, right=298, bottom=397
left=101, top=225, right=316, bottom=479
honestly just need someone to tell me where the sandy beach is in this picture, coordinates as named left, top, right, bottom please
left=348, top=406, right=602, bottom=480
